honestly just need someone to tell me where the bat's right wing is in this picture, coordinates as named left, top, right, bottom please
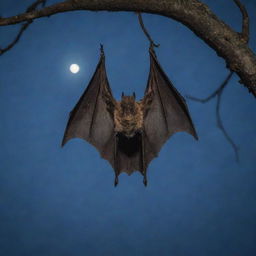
left=143, top=48, right=198, bottom=167
left=62, top=48, right=116, bottom=167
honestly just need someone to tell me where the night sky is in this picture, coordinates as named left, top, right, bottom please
left=0, top=1, right=256, bottom=255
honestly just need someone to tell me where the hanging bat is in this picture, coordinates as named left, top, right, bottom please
left=62, top=46, right=198, bottom=186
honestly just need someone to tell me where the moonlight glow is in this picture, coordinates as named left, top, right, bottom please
left=70, top=64, right=80, bottom=74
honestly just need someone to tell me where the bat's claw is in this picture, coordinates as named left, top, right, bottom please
left=143, top=176, right=147, bottom=187
left=114, top=176, right=119, bottom=187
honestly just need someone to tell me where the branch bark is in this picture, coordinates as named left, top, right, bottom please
left=0, top=0, right=46, bottom=55
left=0, top=0, right=255, bottom=96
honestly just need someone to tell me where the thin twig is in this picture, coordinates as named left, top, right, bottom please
left=233, top=0, right=249, bottom=43
left=187, top=0, right=250, bottom=159
left=26, top=0, right=47, bottom=12
left=137, top=13, right=159, bottom=48
left=0, top=21, right=32, bottom=55
left=0, top=0, right=47, bottom=55
left=187, top=71, right=239, bottom=162
left=216, top=90, right=239, bottom=162
left=186, top=71, right=233, bottom=103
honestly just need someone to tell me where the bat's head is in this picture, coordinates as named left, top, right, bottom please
left=117, top=92, right=141, bottom=138
left=120, top=92, right=136, bottom=115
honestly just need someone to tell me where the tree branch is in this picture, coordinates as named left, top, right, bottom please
left=0, top=0, right=47, bottom=55
left=216, top=86, right=239, bottom=162
left=233, top=0, right=249, bottom=43
left=187, top=72, right=234, bottom=103
left=187, top=71, right=239, bottom=162
left=137, top=13, right=159, bottom=48
left=0, top=0, right=255, bottom=96
left=0, top=21, right=32, bottom=55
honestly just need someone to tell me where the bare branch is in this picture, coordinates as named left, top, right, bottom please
left=186, top=1, right=249, bottom=161
left=137, top=13, right=159, bottom=48
left=26, top=0, right=47, bottom=13
left=0, top=0, right=255, bottom=95
left=233, top=0, right=249, bottom=43
left=216, top=89, right=239, bottom=162
left=186, top=72, right=234, bottom=103
left=187, top=71, right=239, bottom=162
left=0, top=21, right=32, bottom=55
left=0, top=0, right=47, bottom=55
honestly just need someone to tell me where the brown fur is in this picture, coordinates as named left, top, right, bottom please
left=114, top=96, right=143, bottom=137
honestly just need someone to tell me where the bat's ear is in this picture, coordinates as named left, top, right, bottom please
left=122, top=92, right=124, bottom=98
left=133, top=92, right=136, bottom=99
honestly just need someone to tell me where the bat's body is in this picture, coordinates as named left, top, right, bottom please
left=62, top=47, right=198, bottom=186
left=114, top=96, right=143, bottom=137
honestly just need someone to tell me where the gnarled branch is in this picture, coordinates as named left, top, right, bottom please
left=0, top=0, right=255, bottom=96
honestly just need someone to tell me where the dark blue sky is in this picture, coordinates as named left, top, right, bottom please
left=0, top=1, right=256, bottom=255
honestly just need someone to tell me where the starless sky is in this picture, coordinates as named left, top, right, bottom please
left=0, top=1, right=256, bottom=256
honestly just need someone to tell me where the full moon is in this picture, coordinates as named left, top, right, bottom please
left=70, top=64, right=80, bottom=74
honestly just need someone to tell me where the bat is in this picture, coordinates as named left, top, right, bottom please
left=62, top=46, right=198, bottom=186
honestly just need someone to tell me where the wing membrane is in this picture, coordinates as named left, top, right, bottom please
left=143, top=49, right=198, bottom=165
left=62, top=53, right=116, bottom=163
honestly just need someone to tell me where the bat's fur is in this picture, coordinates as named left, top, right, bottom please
left=114, top=95, right=143, bottom=137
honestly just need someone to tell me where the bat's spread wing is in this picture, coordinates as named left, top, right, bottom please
left=62, top=51, right=116, bottom=165
left=62, top=47, right=198, bottom=186
left=143, top=49, right=198, bottom=166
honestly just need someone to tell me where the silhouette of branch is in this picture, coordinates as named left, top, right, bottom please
left=26, top=0, right=47, bottom=13
left=187, top=71, right=239, bottom=162
left=0, top=0, right=255, bottom=95
left=137, top=13, right=159, bottom=48
left=233, top=0, right=249, bottom=43
left=0, top=0, right=47, bottom=55
left=216, top=86, right=239, bottom=162
left=187, top=72, right=233, bottom=103
left=186, top=1, right=250, bottom=161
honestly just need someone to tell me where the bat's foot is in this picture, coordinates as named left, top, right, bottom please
left=114, top=176, right=119, bottom=187
left=143, top=176, right=147, bottom=187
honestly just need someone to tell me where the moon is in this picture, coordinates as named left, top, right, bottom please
left=70, top=64, right=80, bottom=74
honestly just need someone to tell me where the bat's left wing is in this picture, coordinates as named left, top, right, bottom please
left=62, top=48, right=116, bottom=167
left=142, top=48, right=198, bottom=168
